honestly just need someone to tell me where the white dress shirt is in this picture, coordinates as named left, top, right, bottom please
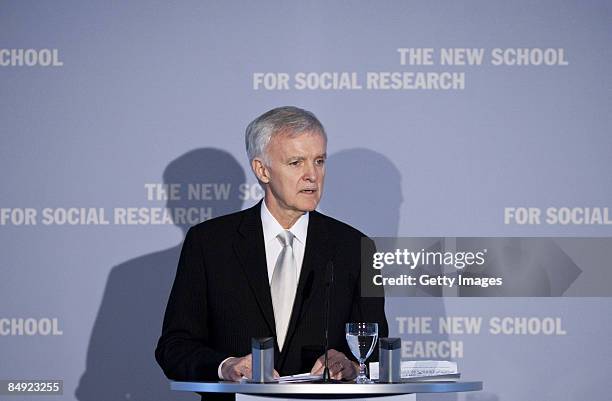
left=260, top=198, right=309, bottom=283
left=218, top=200, right=309, bottom=379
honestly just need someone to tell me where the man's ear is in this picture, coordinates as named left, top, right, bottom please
left=251, top=158, right=270, bottom=184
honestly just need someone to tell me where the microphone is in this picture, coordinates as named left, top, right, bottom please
left=322, top=260, right=334, bottom=382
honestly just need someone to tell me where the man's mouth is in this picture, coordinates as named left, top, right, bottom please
left=300, top=189, right=317, bottom=194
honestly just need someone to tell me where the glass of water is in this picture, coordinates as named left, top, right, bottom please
left=345, top=322, right=378, bottom=383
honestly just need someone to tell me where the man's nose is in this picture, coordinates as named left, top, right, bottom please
left=303, top=163, right=318, bottom=182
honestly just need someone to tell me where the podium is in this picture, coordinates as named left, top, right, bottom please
left=171, top=380, right=483, bottom=400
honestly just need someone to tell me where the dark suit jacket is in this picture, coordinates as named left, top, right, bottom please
left=155, top=201, right=388, bottom=383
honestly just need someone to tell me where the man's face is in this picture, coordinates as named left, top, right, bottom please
left=258, top=130, right=326, bottom=222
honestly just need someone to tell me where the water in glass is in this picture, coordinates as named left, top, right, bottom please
left=345, top=322, right=378, bottom=383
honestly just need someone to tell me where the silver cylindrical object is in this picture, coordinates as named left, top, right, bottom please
left=379, top=337, right=401, bottom=383
left=251, top=337, right=275, bottom=383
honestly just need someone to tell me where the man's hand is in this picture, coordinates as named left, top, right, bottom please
left=310, top=349, right=359, bottom=380
left=221, top=354, right=280, bottom=381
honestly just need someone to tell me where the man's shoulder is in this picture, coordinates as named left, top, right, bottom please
left=188, top=205, right=255, bottom=238
left=312, top=210, right=368, bottom=240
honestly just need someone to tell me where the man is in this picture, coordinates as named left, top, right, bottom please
left=156, top=106, right=387, bottom=384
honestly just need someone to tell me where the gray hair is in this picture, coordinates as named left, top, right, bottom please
left=245, top=106, right=327, bottom=163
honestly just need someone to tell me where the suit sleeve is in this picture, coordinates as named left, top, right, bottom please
left=155, top=227, right=228, bottom=381
left=350, top=236, right=389, bottom=361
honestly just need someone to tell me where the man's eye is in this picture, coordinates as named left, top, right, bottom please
left=289, top=161, right=299, bottom=166
left=316, top=159, right=326, bottom=165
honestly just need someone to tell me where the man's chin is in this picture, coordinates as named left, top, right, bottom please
left=297, top=200, right=320, bottom=213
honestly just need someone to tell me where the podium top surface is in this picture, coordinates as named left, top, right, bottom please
left=171, top=381, right=483, bottom=395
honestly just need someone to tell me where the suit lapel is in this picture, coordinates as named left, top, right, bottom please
left=233, top=201, right=276, bottom=334
left=279, top=210, right=334, bottom=366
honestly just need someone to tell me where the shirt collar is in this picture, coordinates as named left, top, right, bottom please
left=260, top=198, right=309, bottom=246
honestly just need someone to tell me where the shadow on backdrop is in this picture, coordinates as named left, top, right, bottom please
left=319, top=148, right=402, bottom=237
left=320, top=148, right=459, bottom=401
left=76, top=148, right=246, bottom=401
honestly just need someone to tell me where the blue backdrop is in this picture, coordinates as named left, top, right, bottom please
left=1, top=1, right=611, bottom=401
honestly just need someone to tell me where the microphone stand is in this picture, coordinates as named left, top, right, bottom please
left=321, top=261, right=340, bottom=383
